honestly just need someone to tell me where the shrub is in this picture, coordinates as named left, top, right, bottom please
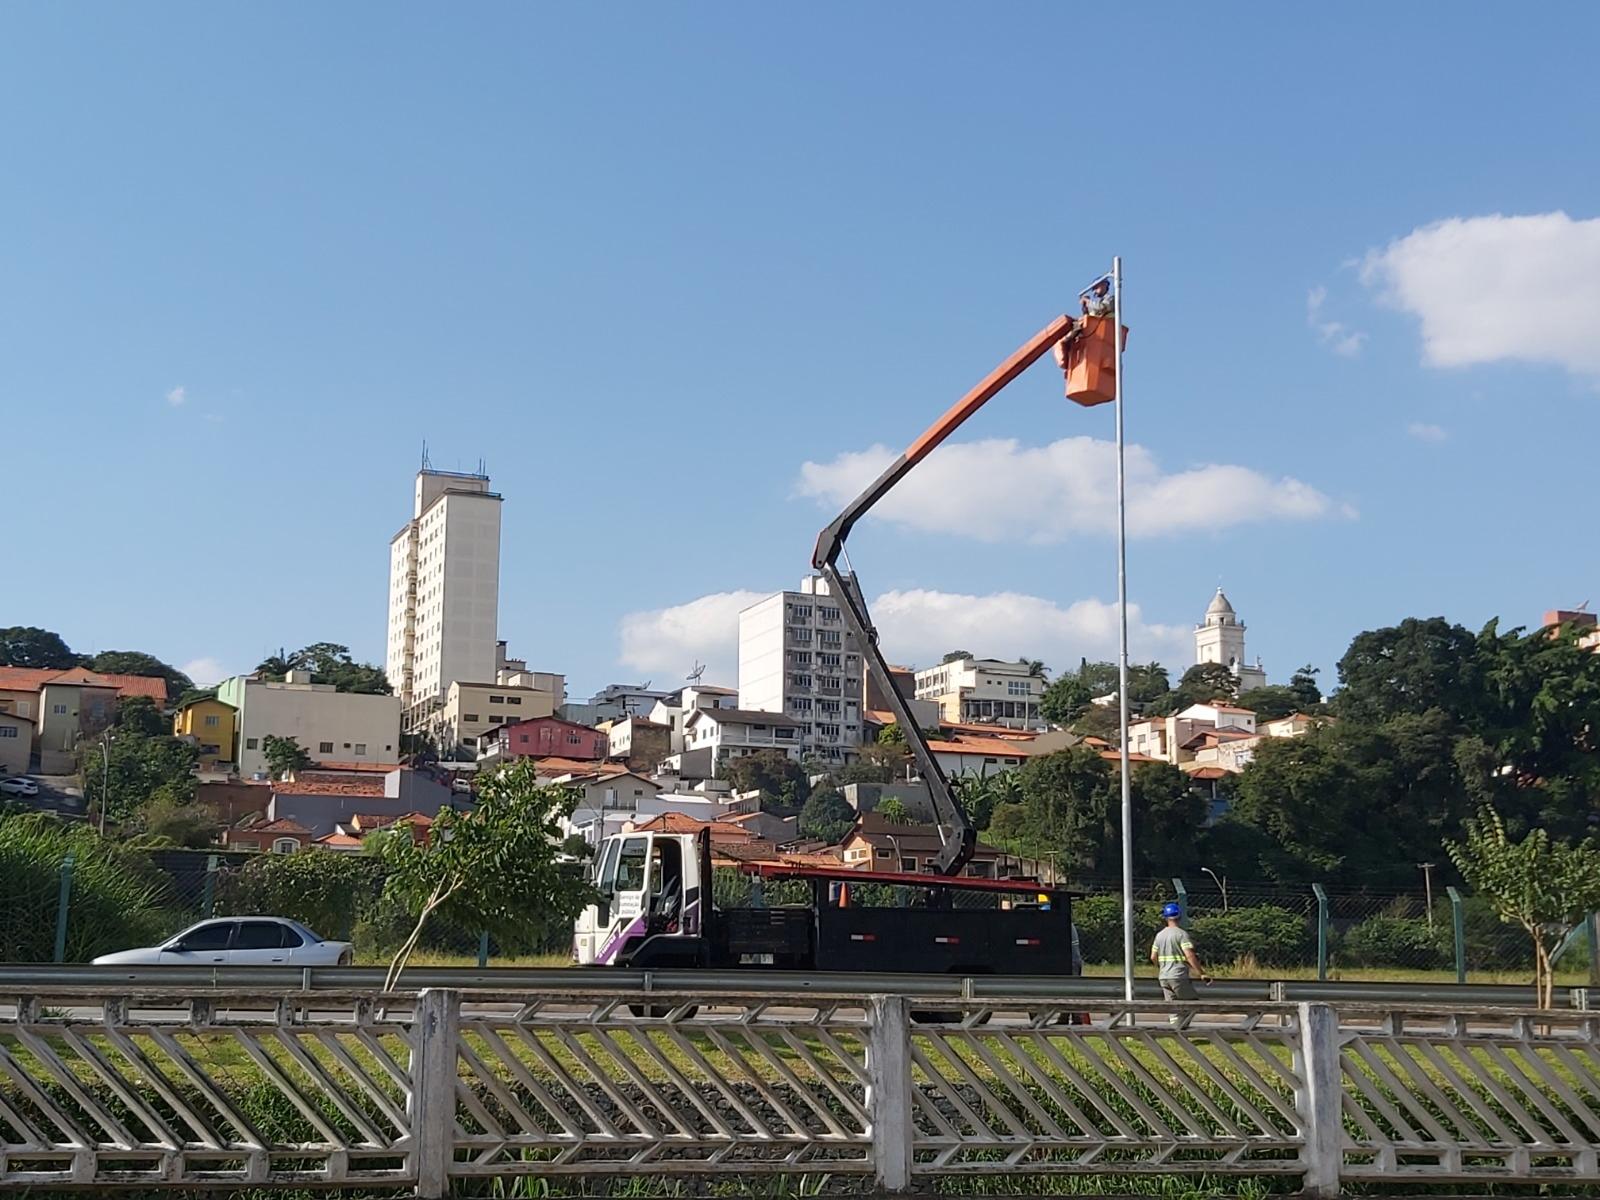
left=1339, top=914, right=1450, bottom=968
left=1188, top=905, right=1312, bottom=967
left=217, top=851, right=385, bottom=940
left=1072, top=894, right=1163, bottom=963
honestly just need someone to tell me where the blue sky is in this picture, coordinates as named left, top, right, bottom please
left=4, top=4, right=1598, bottom=698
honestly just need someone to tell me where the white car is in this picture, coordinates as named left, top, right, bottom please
left=0, top=777, right=39, bottom=797
left=92, top=917, right=354, bottom=967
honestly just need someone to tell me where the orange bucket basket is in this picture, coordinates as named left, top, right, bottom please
left=1064, top=315, right=1127, bottom=407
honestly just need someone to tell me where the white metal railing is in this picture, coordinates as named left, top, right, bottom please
left=0, top=991, right=1597, bottom=1196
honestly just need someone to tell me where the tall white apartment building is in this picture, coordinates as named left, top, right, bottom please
left=386, top=466, right=503, bottom=724
left=738, top=577, right=862, bottom=764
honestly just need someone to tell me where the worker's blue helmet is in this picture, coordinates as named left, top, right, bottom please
left=1161, top=901, right=1182, bottom=919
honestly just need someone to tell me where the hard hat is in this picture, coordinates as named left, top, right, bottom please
left=1161, top=901, right=1182, bottom=919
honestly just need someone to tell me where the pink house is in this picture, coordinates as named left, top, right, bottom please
left=493, top=715, right=607, bottom=761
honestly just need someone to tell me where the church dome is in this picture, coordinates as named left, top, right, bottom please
left=1205, top=588, right=1236, bottom=618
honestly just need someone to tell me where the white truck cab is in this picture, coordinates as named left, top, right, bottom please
left=573, top=832, right=702, bottom=966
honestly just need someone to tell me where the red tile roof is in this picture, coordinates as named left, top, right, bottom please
left=313, top=832, right=364, bottom=848
left=0, top=665, right=169, bottom=702
left=244, top=818, right=311, bottom=834
left=627, top=813, right=758, bottom=841
left=312, top=761, right=399, bottom=774
left=274, top=777, right=387, bottom=797
left=532, top=755, right=622, bottom=776
left=927, top=736, right=1034, bottom=757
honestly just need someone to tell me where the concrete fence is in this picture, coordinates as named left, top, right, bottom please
left=1, top=988, right=1597, bottom=1196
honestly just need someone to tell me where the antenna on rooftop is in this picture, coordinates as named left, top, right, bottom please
left=687, top=660, right=705, bottom=684
left=421, top=442, right=431, bottom=471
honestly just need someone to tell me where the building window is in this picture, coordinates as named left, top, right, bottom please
left=0, top=727, right=16, bottom=739
left=52, top=704, right=68, bottom=715
left=507, top=696, right=521, bottom=705
left=319, top=742, right=334, bottom=754
left=272, top=838, right=299, bottom=855
left=488, top=715, right=502, bottom=724
left=354, top=743, right=367, bottom=755
left=464, top=713, right=479, bottom=722
left=490, top=695, right=504, bottom=704
left=246, top=738, right=259, bottom=750
left=204, top=714, right=220, bottom=727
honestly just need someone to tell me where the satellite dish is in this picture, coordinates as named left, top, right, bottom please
left=687, top=660, right=705, bottom=684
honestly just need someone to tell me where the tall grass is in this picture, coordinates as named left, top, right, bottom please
left=0, top=811, right=170, bottom=961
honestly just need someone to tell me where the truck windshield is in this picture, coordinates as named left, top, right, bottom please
left=594, top=838, right=622, bottom=891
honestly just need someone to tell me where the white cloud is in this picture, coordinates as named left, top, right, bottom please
left=617, top=590, right=768, bottom=686
left=1406, top=421, right=1448, bottom=443
left=1307, top=286, right=1367, bottom=357
left=872, top=589, right=1190, bottom=671
left=616, top=587, right=1192, bottom=688
left=166, top=386, right=187, bottom=407
left=181, top=656, right=231, bottom=687
left=1361, top=212, right=1600, bottom=377
left=796, top=437, right=1342, bottom=543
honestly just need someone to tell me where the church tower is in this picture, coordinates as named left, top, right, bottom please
left=1195, top=588, right=1266, bottom=692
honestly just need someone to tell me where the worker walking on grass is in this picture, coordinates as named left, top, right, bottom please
left=1151, top=902, right=1211, bottom=1012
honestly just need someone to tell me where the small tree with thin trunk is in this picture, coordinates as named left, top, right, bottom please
left=372, top=759, right=590, bottom=990
left=262, top=735, right=313, bottom=780
left=1446, top=805, right=1600, bottom=1008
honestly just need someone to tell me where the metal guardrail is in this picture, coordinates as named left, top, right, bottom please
left=2, top=987, right=1598, bottom=1197
left=0, top=962, right=1577, bottom=1006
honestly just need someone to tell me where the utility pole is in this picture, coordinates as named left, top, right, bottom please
left=1113, top=254, right=1134, bottom=1003
left=1419, top=862, right=1436, bottom=929
left=98, top=728, right=112, bottom=837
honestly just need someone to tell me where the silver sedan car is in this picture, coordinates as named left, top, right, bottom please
left=92, top=917, right=354, bottom=966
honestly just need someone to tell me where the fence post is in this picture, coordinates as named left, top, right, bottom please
left=201, top=854, right=218, bottom=919
left=1171, top=877, right=1188, bottom=921
left=867, top=994, right=914, bottom=1193
left=1295, top=1002, right=1342, bottom=1199
left=409, top=988, right=460, bottom=1198
left=1589, top=912, right=1600, bottom=989
left=1448, top=886, right=1466, bottom=984
left=1312, top=884, right=1329, bottom=981
left=53, top=855, right=75, bottom=963
left=477, top=930, right=489, bottom=969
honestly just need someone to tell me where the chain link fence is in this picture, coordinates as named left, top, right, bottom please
left=1067, top=873, right=1576, bottom=980
left=1, top=838, right=1587, bottom=982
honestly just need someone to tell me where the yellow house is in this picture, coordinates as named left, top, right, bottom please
left=173, top=697, right=238, bottom=771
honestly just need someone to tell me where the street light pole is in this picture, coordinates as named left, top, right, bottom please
left=1113, top=254, right=1134, bottom=1003
left=98, top=728, right=111, bottom=837
left=1419, top=862, right=1436, bottom=929
left=1202, top=866, right=1229, bottom=912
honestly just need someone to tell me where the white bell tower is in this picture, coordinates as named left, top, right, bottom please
left=1195, top=588, right=1266, bottom=692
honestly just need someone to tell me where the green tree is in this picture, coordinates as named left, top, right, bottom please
left=724, top=749, right=811, bottom=812
left=0, top=626, right=81, bottom=669
left=941, top=650, right=974, bottom=664
left=258, top=643, right=392, bottom=695
left=1125, top=761, right=1208, bottom=876
left=372, top=759, right=588, bottom=988
left=876, top=722, right=907, bottom=746
left=220, top=849, right=385, bottom=940
left=1288, top=663, right=1323, bottom=710
left=80, top=730, right=199, bottom=824
left=1234, top=685, right=1302, bottom=721
left=86, top=651, right=194, bottom=700
left=876, top=796, right=912, bottom=824
left=1446, top=805, right=1600, bottom=1008
left=115, top=695, right=168, bottom=738
left=1018, top=658, right=1048, bottom=678
left=1069, top=703, right=1123, bottom=743
left=1335, top=617, right=1480, bottom=724
left=1040, top=675, right=1091, bottom=725
left=799, top=784, right=856, bottom=843
left=834, top=760, right=894, bottom=785
left=1168, top=662, right=1240, bottom=709
left=129, top=792, right=219, bottom=848
left=1015, top=747, right=1117, bottom=871
left=956, top=770, right=1020, bottom=831
left=262, top=734, right=313, bottom=780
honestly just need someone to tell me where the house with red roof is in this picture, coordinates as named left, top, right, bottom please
left=0, top=664, right=173, bottom=772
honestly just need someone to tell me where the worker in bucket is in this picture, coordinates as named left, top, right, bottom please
left=1151, top=901, right=1211, bottom=1008
left=1080, top=278, right=1114, bottom=318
